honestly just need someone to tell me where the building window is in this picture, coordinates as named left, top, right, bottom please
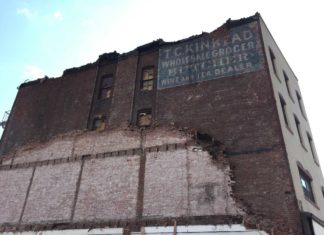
left=299, top=168, right=315, bottom=203
left=92, top=116, right=106, bottom=131
left=294, top=115, right=304, bottom=146
left=269, top=48, right=278, bottom=76
left=283, top=71, right=292, bottom=99
left=137, top=109, right=152, bottom=127
left=279, top=95, right=289, bottom=127
left=98, top=75, right=113, bottom=99
left=307, top=133, right=318, bottom=164
left=296, top=91, right=306, bottom=119
left=141, top=67, right=154, bottom=91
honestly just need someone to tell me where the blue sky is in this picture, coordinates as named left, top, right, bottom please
left=1, top=0, right=324, bottom=171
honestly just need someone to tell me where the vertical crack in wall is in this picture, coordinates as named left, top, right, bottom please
left=185, top=146, right=191, bottom=217
left=223, top=157, right=230, bottom=215
left=70, top=159, right=85, bottom=221
left=71, top=135, right=77, bottom=157
left=10, top=151, right=16, bottom=166
left=19, top=166, right=36, bottom=223
left=136, top=129, right=146, bottom=218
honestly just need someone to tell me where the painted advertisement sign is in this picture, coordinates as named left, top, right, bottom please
left=157, top=22, right=263, bottom=89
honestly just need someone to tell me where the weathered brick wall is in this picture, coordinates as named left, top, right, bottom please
left=88, top=60, right=118, bottom=129
left=143, top=148, right=240, bottom=218
left=74, top=156, right=140, bottom=221
left=0, top=67, right=97, bottom=156
left=73, top=129, right=141, bottom=156
left=228, top=150, right=302, bottom=234
left=110, top=55, right=138, bottom=127
left=0, top=168, right=33, bottom=224
left=0, top=128, right=241, bottom=231
left=14, top=138, right=74, bottom=164
left=156, top=70, right=279, bottom=152
left=22, top=162, right=81, bottom=223
left=131, top=49, right=159, bottom=124
left=0, top=16, right=305, bottom=235
left=3, top=130, right=142, bottom=165
left=143, top=127, right=190, bottom=148
left=144, top=150, right=189, bottom=217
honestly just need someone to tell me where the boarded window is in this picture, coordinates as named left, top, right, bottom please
left=98, top=75, right=113, bottom=99
left=141, top=67, right=154, bottom=91
left=299, top=167, right=315, bottom=203
left=137, top=109, right=152, bottom=127
left=92, top=116, right=106, bottom=131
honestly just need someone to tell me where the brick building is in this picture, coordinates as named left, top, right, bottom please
left=0, top=13, right=323, bottom=235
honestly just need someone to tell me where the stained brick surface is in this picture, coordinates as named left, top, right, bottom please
left=143, top=148, right=241, bottom=218
left=74, top=130, right=141, bottom=156
left=0, top=168, right=33, bottom=223
left=110, top=55, right=138, bottom=127
left=187, top=148, right=240, bottom=215
left=22, top=162, right=81, bottom=223
left=0, top=15, right=306, bottom=235
left=0, top=67, right=97, bottom=156
left=143, top=150, right=188, bottom=217
left=74, top=156, right=140, bottom=221
left=143, top=128, right=190, bottom=148
left=14, top=138, right=73, bottom=164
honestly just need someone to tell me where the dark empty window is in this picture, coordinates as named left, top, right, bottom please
left=307, top=133, right=318, bottom=164
left=92, top=116, right=106, bottom=131
left=294, top=115, right=304, bottom=145
left=137, top=109, right=152, bottom=127
left=299, top=168, right=315, bottom=203
left=296, top=91, right=306, bottom=118
left=269, top=48, right=278, bottom=76
left=98, top=75, right=113, bottom=99
left=141, top=67, right=154, bottom=91
left=279, top=95, right=289, bottom=127
left=283, top=71, right=292, bottom=99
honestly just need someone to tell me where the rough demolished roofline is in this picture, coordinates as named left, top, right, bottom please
left=18, top=12, right=260, bottom=89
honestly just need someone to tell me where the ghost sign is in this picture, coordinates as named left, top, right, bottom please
left=157, top=22, right=263, bottom=89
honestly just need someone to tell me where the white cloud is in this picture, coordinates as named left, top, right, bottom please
left=16, top=8, right=34, bottom=20
left=53, top=11, right=63, bottom=21
left=22, top=65, right=45, bottom=80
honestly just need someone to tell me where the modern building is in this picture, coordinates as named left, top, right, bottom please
left=0, top=13, right=323, bottom=235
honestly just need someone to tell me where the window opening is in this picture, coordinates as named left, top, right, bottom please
left=98, top=75, right=113, bottom=99
left=299, top=168, right=315, bottom=203
left=92, top=116, right=106, bottom=131
left=141, top=67, right=154, bottom=91
left=137, top=109, right=152, bottom=127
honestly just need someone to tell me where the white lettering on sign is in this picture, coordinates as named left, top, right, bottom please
left=158, top=22, right=263, bottom=89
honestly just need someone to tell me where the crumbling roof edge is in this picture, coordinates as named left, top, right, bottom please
left=17, top=13, right=260, bottom=89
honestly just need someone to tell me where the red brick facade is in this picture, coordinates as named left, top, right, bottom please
left=0, top=14, right=311, bottom=235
